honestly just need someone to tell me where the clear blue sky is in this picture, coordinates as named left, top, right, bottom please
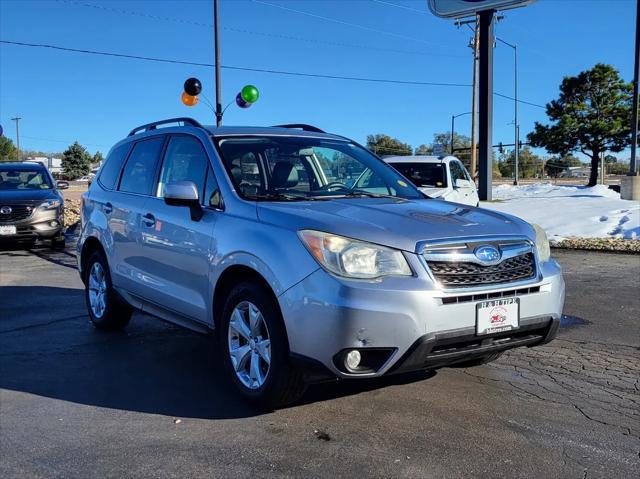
left=0, top=0, right=636, bottom=158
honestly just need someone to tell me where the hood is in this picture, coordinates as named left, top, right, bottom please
left=257, top=197, right=533, bottom=253
left=0, top=189, right=60, bottom=205
left=419, top=187, right=447, bottom=198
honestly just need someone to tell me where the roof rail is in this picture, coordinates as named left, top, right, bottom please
left=271, top=124, right=326, bottom=133
left=128, top=117, right=204, bottom=136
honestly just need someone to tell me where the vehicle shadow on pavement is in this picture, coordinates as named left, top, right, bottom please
left=0, top=285, right=439, bottom=419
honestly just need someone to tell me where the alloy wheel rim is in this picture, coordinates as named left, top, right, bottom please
left=227, top=300, right=271, bottom=389
left=88, top=262, right=107, bottom=319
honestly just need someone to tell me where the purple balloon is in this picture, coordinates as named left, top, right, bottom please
left=236, top=93, right=251, bottom=109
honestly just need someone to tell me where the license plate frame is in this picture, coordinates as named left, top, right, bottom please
left=476, top=297, right=520, bottom=335
left=0, top=225, right=17, bottom=235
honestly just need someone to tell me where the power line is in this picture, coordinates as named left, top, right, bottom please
left=251, top=0, right=445, bottom=47
left=370, top=0, right=430, bottom=14
left=20, top=135, right=108, bottom=148
left=0, top=40, right=471, bottom=87
left=55, top=0, right=457, bottom=58
left=0, top=39, right=546, bottom=107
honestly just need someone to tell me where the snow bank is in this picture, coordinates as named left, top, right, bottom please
left=481, top=183, right=640, bottom=241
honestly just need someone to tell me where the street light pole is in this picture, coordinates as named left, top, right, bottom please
left=497, top=38, right=519, bottom=185
left=451, top=111, right=472, bottom=155
left=10, top=117, right=21, bottom=161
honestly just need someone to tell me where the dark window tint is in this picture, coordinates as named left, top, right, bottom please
left=0, top=168, right=52, bottom=190
left=119, top=137, right=164, bottom=195
left=204, top=165, right=222, bottom=208
left=390, top=162, right=447, bottom=188
left=450, top=161, right=465, bottom=182
left=98, top=143, right=130, bottom=190
left=157, top=136, right=208, bottom=198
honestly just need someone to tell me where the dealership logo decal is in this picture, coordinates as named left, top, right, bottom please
left=490, top=306, right=508, bottom=324
left=0, top=206, right=12, bottom=215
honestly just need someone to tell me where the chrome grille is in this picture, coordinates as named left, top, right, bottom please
left=429, top=253, right=536, bottom=287
left=0, top=205, right=34, bottom=223
left=420, top=237, right=538, bottom=289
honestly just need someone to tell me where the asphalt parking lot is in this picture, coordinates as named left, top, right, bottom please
left=1, top=239, right=638, bottom=478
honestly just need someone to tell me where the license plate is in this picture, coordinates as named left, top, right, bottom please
left=0, top=225, right=17, bottom=235
left=476, top=298, right=519, bottom=335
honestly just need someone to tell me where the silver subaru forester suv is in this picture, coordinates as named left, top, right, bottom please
left=78, top=118, right=565, bottom=407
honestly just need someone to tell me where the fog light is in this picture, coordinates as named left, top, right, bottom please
left=50, top=220, right=59, bottom=227
left=345, top=350, right=361, bottom=371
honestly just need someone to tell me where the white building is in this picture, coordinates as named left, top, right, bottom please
left=25, top=156, right=63, bottom=175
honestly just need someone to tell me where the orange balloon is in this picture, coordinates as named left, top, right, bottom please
left=181, top=91, right=198, bottom=107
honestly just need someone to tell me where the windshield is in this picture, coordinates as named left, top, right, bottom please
left=0, top=169, right=52, bottom=191
left=216, top=136, right=423, bottom=201
left=389, top=162, right=447, bottom=188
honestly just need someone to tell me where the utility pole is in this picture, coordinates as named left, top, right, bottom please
left=470, top=16, right=479, bottom=179
left=513, top=43, right=519, bottom=185
left=214, top=0, right=222, bottom=127
left=478, top=10, right=495, bottom=201
left=11, top=117, right=21, bottom=161
left=630, top=0, right=639, bottom=175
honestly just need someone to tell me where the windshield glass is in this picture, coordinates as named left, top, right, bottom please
left=0, top=168, right=52, bottom=190
left=389, top=162, right=447, bottom=188
left=216, top=136, right=423, bottom=201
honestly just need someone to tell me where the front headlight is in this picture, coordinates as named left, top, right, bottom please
left=39, top=199, right=62, bottom=210
left=298, top=230, right=412, bottom=279
left=532, top=223, right=551, bottom=262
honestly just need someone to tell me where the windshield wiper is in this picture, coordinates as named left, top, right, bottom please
left=247, top=193, right=318, bottom=202
left=339, top=189, right=406, bottom=200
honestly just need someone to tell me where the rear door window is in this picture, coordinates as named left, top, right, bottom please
left=98, top=143, right=131, bottom=190
left=156, top=135, right=208, bottom=199
left=118, top=137, right=165, bottom=195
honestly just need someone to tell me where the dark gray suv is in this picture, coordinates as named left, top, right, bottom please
left=0, top=162, right=67, bottom=247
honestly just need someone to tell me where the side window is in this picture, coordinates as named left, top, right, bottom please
left=203, top=165, right=222, bottom=208
left=119, top=137, right=164, bottom=195
left=157, top=136, right=208, bottom=199
left=450, top=161, right=465, bottom=183
left=98, top=143, right=130, bottom=190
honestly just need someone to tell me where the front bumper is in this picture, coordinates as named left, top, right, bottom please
left=279, top=258, right=564, bottom=380
left=0, top=208, right=64, bottom=241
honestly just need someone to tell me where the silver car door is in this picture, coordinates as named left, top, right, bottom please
left=108, top=136, right=165, bottom=299
left=137, top=134, right=218, bottom=323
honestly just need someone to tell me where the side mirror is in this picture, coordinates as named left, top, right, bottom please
left=56, top=181, right=69, bottom=190
left=164, top=181, right=203, bottom=221
left=455, top=179, right=472, bottom=189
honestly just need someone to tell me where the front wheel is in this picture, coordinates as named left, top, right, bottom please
left=84, top=250, right=132, bottom=330
left=221, top=282, right=306, bottom=408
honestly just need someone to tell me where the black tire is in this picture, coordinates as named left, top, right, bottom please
left=51, top=236, right=66, bottom=249
left=84, top=250, right=132, bottom=330
left=221, top=282, right=306, bottom=409
left=450, top=352, right=503, bottom=368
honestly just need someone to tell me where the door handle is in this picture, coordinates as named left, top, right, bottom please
left=103, top=202, right=113, bottom=214
left=142, top=213, right=156, bottom=227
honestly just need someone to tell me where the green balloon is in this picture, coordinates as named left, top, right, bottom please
left=240, top=85, right=259, bottom=103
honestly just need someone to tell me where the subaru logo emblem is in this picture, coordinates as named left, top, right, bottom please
left=0, top=206, right=12, bottom=215
left=474, top=245, right=501, bottom=264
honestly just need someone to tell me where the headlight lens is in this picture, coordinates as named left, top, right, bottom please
left=298, top=230, right=412, bottom=279
left=532, top=223, right=551, bottom=262
left=39, top=199, right=61, bottom=210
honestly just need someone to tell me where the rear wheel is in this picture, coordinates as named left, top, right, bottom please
left=84, top=250, right=132, bottom=330
left=221, top=282, right=306, bottom=408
